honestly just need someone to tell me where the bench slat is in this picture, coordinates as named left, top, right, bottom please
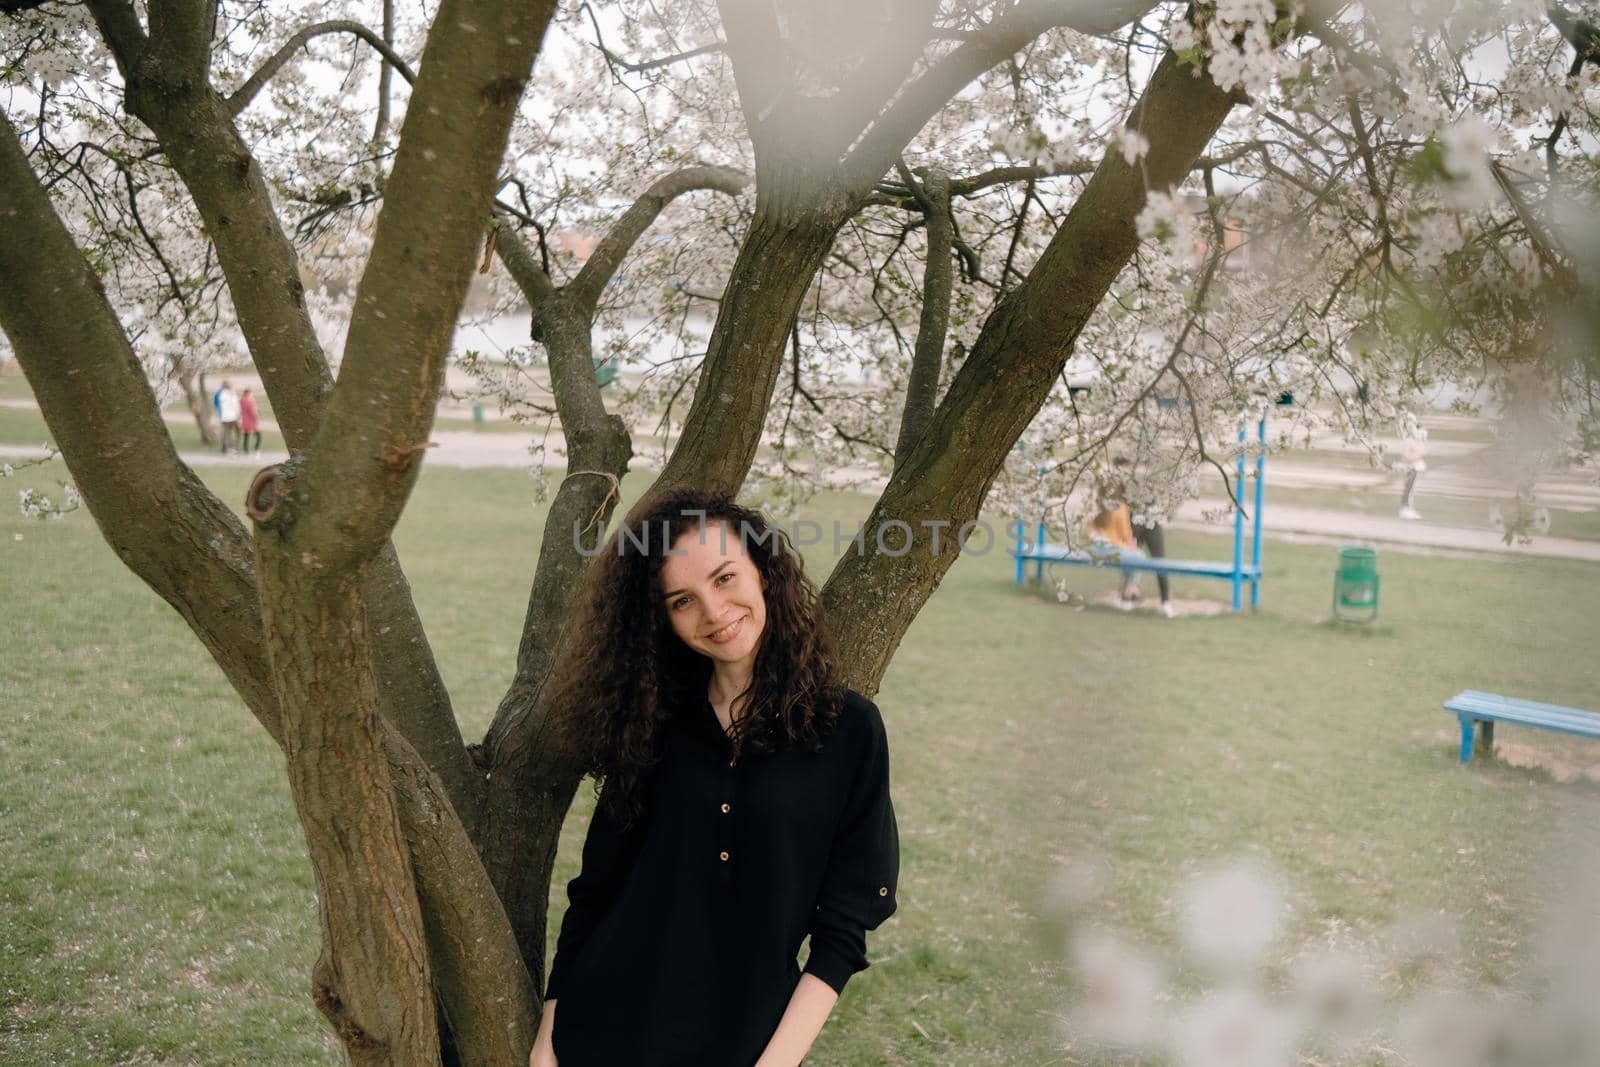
left=1449, top=690, right=1598, bottom=723
left=1445, top=693, right=1600, bottom=730
left=1011, top=550, right=1259, bottom=579
left=1447, top=705, right=1600, bottom=738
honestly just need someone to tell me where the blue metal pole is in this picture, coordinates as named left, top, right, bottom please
left=1035, top=520, right=1047, bottom=583
left=1232, top=422, right=1245, bottom=612
left=1014, top=517, right=1024, bottom=585
left=1251, top=413, right=1266, bottom=610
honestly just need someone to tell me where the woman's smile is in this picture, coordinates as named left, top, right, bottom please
left=705, top=615, right=747, bottom=643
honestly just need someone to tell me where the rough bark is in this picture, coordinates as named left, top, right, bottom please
left=254, top=529, right=440, bottom=1065
left=387, top=729, right=537, bottom=1067
left=823, top=50, right=1241, bottom=694
left=894, top=166, right=952, bottom=471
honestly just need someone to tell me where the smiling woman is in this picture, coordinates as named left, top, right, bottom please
left=532, top=489, right=899, bottom=1067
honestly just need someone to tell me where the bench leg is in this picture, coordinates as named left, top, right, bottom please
left=1479, top=720, right=1494, bottom=754
left=1458, top=716, right=1475, bottom=763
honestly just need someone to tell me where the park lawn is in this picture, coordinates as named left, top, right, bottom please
left=0, top=399, right=283, bottom=461
left=3, top=460, right=1599, bottom=1065
left=0, top=374, right=35, bottom=401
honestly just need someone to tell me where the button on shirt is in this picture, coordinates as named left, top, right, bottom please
left=547, top=689, right=900, bottom=1067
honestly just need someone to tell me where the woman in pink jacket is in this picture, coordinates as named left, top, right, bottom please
left=239, top=388, right=261, bottom=453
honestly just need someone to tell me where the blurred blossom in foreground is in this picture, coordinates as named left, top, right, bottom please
left=1286, top=947, right=1380, bottom=1059
left=1173, top=986, right=1291, bottom=1067
left=1179, top=860, right=1288, bottom=975
left=1065, top=928, right=1168, bottom=1051
left=1052, top=849, right=1600, bottom=1066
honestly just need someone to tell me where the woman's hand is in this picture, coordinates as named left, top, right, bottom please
left=528, top=998, right=558, bottom=1067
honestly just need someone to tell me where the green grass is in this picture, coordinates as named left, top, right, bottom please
left=0, top=400, right=281, bottom=459
left=3, top=459, right=1600, bottom=1064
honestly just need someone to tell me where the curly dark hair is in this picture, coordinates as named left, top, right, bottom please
left=547, top=488, right=842, bottom=826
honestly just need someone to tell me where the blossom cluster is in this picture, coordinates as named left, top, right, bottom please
left=18, top=483, right=81, bottom=521
left=1050, top=854, right=1600, bottom=1066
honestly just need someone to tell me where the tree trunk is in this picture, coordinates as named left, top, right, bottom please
left=477, top=281, right=633, bottom=984
left=181, top=367, right=220, bottom=445
left=253, top=523, right=440, bottom=1065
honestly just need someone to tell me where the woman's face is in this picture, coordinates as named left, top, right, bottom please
left=659, top=520, right=768, bottom=673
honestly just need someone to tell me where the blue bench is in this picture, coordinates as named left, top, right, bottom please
left=1011, top=415, right=1268, bottom=612
left=1444, top=690, right=1600, bottom=763
left=1012, top=542, right=1261, bottom=581
left=1012, top=523, right=1264, bottom=613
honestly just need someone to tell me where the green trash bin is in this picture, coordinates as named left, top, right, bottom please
left=1332, top=546, right=1380, bottom=623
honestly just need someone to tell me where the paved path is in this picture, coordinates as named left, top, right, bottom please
left=1173, top=499, right=1600, bottom=564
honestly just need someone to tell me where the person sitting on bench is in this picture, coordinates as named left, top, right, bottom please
left=1086, top=479, right=1145, bottom=611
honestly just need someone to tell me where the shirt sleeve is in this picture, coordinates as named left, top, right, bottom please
left=803, top=696, right=900, bottom=994
left=545, top=788, right=646, bottom=1000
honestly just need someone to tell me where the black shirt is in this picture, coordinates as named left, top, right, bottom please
left=546, top=689, right=900, bottom=1066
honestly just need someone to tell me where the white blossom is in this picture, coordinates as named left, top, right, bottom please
left=1118, top=128, right=1151, bottom=165
left=1171, top=987, right=1292, bottom=1067
left=1179, top=861, right=1288, bottom=974
left=1066, top=928, right=1169, bottom=1049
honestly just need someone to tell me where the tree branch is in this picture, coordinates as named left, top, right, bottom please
left=288, top=0, right=554, bottom=573
left=0, top=108, right=276, bottom=739
left=145, top=0, right=218, bottom=84
left=83, top=0, right=148, bottom=80
left=893, top=162, right=951, bottom=471
left=567, top=165, right=749, bottom=314
left=226, top=19, right=418, bottom=118
left=948, top=160, right=1095, bottom=197
left=844, top=0, right=1162, bottom=187
left=593, top=38, right=725, bottom=74
left=108, top=4, right=484, bottom=826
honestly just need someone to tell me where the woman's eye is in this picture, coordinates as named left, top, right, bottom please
left=717, top=572, right=735, bottom=584
left=672, top=596, right=691, bottom=610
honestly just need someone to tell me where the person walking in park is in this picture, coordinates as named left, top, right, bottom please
left=216, top=380, right=240, bottom=454
left=1398, top=411, right=1428, bottom=520
left=529, top=490, right=899, bottom=1067
left=238, top=388, right=261, bottom=453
